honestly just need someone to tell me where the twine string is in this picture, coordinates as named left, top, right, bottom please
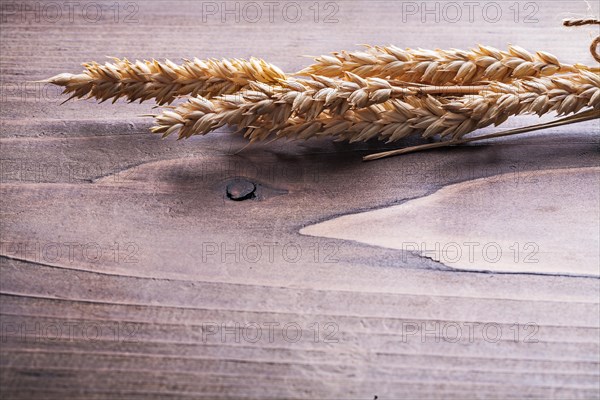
left=563, top=18, right=600, bottom=62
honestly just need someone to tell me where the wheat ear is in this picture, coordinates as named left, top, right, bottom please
left=297, top=45, right=582, bottom=85
left=153, top=71, right=599, bottom=143
left=362, top=18, right=600, bottom=158
left=44, top=57, right=287, bottom=105
left=364, top=109, right=599, bottom=160
left=150, top=73, right=490, bottom=139
left=273, top=71, right=600, bottom=143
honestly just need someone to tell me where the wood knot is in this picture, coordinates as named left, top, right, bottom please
left=226, top=179, right=256, bottom=201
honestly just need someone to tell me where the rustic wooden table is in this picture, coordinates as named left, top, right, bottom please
left=1, top=1, right=599, bottom=398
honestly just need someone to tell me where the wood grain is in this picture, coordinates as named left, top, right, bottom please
left=1, top=1, right=599, bottom=398
left=301, top=167, right=600, bottom=275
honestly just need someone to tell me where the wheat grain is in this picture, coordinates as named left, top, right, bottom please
left=298, top=45, right=581, bottom=85
left=45, top=57, right=287, bottom=105
left=46, top=17, right=599, bottom=160
left=150, top=74, right=403, bottom=138
left=46, top=45, right=578, bottom=106
left=152, top=71, right=599, bottom=143
left=150, top=74, right=494, bottom=139
left=278, top=71, right=600, bottom=143
left=359, top=18, right=600, bottom=159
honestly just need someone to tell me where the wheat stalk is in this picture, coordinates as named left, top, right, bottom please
left=44, top=57, right=287, bottom=105
left=297, top=45, right=583, bottom=85
left=152, top=71, right=599, bottom=144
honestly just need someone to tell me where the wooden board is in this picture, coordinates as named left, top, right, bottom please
left=1, top=1, right=599, bottom=398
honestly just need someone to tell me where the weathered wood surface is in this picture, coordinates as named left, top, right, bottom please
left=301, top=167, right=600, bottom=275
left=1, top=1, right=599, bottom=398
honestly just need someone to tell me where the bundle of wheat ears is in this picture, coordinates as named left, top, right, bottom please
left=45, top=19, right=600, bottom=161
